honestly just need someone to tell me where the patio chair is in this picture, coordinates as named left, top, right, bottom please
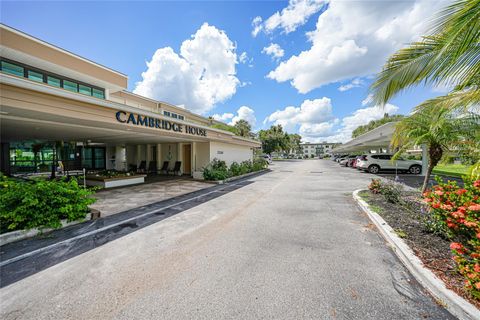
left=169, top=161, right=182, bottom=176
left=148, top=161, right=157, bottom=174
left=159, top=161, right=169, bottom=174
left=137, top=161, right=146, bottom=173
left=128, top=164, right=137, bottom=172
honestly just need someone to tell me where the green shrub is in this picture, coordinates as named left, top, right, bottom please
left=229, top=162, right=242, bottom=177
left=203, top=159, right=229, bottom=181
left=368, top=178, right=403, bottom=203
left=0, top=174, right=96, bottom=233
left=252, top=158, right=268, bottom=171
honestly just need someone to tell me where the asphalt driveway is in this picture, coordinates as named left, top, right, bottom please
left=0, top=160, right=454, bottom=319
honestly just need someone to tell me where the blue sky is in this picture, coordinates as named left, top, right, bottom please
left=1, top=0, right=448, bottom=142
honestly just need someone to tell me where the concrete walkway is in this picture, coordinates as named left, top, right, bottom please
left=0, top=160, right=454, bottom=319
left=90, top=178, right=211, bottom=216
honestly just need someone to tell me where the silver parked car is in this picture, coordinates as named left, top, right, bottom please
left=356, top=154, right=422, bottom=174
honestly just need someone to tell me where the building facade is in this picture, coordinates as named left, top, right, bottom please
left=300, top=142, right=341, bottom=158
left=0, top=24, right=260, bottom=178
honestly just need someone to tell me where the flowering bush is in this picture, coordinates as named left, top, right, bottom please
left=423, top=178, right=480, bottom=299
left=368, top=179, right=382, bottom=194
left=368, top=178, right=403, bottom=203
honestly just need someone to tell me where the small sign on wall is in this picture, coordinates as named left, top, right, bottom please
left=217, top=151, right=224, bottom=154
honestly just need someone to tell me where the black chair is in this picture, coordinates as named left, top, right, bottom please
left=148, top=161, right=157, bottom=174
left=169, top=161, right=181, bottom=176
left=128, top=164, right=137, bottom=172
left=159, top=161, right=169, bottom=174
left=137, top=161, right=146, bottom=173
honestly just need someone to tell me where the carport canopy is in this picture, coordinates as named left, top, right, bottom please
left=331, top=122, right=428, bottom=175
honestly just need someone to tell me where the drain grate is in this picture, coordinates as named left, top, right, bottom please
left=279, top=170, right=293, bottom=172
left=310, top=171, right=323, bottom=173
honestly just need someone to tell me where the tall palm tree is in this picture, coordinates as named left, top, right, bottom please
left=391, top=106, right=478, bottom=192
left=371, top=0, right=480, bottom=177
left=234, top=119, right=252, bottom=137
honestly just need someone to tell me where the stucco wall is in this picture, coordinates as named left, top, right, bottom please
left=194, top=142, right=210, bottom=171
left=160, top=143, right=178, bottom=165
left=209, top=141, right=253, bottom=166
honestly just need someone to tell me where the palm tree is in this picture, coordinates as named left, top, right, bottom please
left=391, top=106, right=478, bottom=192
left=370, top=0, right=480, bottom=111
left=371, top=0, right=480, bottom=177
left=234, top=119, right=252, bottom=137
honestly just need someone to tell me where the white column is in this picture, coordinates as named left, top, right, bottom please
left=146, top=144, right=152, bottom=163
left=192, top=142, right=197, bottom=172
left=156, top=144, right=162, bottom=168
left=421, top=144, right=428, bottom=176
left=136, top=145, right=142, bottom=167
left=177, top=143, right=184, bottom=175
left=115, top=146, right=125, bottom=171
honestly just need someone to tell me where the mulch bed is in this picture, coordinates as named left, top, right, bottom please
left=359, top=190, right=480, bottom=309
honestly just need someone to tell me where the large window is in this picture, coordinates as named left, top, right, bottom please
left=1, top=60, right=24, bottom=77
left=0, top=58, right=106, bottom=99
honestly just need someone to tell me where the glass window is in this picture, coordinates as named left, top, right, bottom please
left=79, top=84, right=92, bottom=96
left=164, top=111, right=171, bottom=117
left=63, top=80, right=78, bottom=92
left=27, top=70, right=43, bottom=82
left=47, top=76, right=61, bottom=87
left=178, top=115, right=184, bottom=120
left=1, top=61, right=24, bottom=77
left=92, top=88, right=104, bottom=99
left=171, top=113, right=178, bottom=119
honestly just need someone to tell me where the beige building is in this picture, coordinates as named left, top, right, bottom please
left=0, top=24, right=260, bottom=178
left=300, top=142, right=341, bottom=157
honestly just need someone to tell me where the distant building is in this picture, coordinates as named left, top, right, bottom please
left=300, top=142, right=342, bottom=157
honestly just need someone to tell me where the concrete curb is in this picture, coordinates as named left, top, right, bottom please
left=353, top=189, right=480, bottom=320
left=212, top=169, right=270, bottom=184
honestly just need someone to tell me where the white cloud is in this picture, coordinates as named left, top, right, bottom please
left=212, top=112, right=234, bottom=122
left=267, top=0, right=445, bottom=93
left=265, top=97, right=334, bottom=133
left=213, top=106, right=257, bottom=127
left=338, top=78, right=364, bottom=92
left=314, top=103, right=399, bottom=143
left=252, top=0, right=325, bottom=36
left=262, top=43, right=285, bottom=60
left=264, top=96, right=399, bottom=142
left=239, top=52, right=248, bottom=64
left=134, top=23, right=240, bottom=114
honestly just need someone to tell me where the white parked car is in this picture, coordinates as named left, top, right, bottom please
left=262, top=155, right=273, bottom=164
left=356, top=154, right=422, bottom=174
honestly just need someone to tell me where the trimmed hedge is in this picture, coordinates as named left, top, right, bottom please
left=203, top=158, right=268, bottom=181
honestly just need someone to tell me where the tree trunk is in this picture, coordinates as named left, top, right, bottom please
left=421, top=143, right=443, bottom=193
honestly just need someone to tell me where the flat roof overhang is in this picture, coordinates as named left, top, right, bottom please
left=331, top=122, right=397, bottom=154
left=0, top=77, right=261, bottom=148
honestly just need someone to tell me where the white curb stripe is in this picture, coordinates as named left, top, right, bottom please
left=353, top=189, right=480, bottom=320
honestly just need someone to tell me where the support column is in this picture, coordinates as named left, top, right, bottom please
left=115, top=146, right=126, bottom=171
left=136, top=145, right=142, bottom=167
left=146, top=144, right=152, bottom=164
left=421, top=144, right=428, bottom=176
left=156, top=144, right=162, bottom=168
left=177, top=143, right=184, bottom=175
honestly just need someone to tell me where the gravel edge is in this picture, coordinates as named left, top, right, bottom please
left=353, top=189, right=480, bottom=320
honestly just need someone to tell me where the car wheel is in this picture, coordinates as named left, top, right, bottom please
left=409, top=165, right=421, bottom=175
left=368, top=165, right=380, bottom=174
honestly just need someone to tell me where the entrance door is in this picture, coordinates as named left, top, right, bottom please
left=183, top=144, right=191, bottom=175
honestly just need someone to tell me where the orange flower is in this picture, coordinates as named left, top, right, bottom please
left=467, top=204, right=480, bottom=211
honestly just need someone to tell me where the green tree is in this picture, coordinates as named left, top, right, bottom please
left=288, top=133, right=302, bottom=155
left=351, top=114, right=404, bottom=138
left=391, top=106, right=478, bottom=192
left=234, top=119, right=252, bottom=137
left=258, top=125, right=290, bottom=155
left=210, top=123, right=239, bottom=135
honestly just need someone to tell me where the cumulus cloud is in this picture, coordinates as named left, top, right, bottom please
left=338, top=78, right=364, bottom=92
left=264, top=96, right=399, bottom=142
left=213, top=106, right=257, bottom=127
left=134, top=23, right=240, bottom=114
left=252, top=0, right=325, bottom=36
left=267, top=0, right=445, bottom=93
left=262, top=43, right=285, bottom=60
left=239, top=52, right=248, bottom=64
left=314, top=103, right=400, bottom=143
left=265, top=97, right=334, bottom=134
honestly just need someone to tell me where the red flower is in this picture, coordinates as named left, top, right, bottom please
left=474, top=264, right=480, bottom=273
left=435, top=190, right=444, bottom=196
left=476, top=282, right=480, bottom=290
left=473, top=180, right=480, bottom=188
left=467, top=204, right=480, bottom=211
left=456, top=189, right=468, bottom=195
left=450, top=242, right=464, bottom=251
left=432, top=202, right=441, bottom=209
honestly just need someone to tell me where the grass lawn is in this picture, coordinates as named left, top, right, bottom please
left=432, top=163, right=471, bottom=178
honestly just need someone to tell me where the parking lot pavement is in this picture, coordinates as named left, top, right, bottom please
left=0, top=160, right=454, bottom=320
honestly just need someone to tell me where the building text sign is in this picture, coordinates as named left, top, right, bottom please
left=115, top=111, right=207, bottom=137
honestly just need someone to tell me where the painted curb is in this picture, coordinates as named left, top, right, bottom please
left=353, top=189, right=480, bottom=320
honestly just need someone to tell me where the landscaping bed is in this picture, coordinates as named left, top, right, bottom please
left=359, top=185, right=480, bottom=309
